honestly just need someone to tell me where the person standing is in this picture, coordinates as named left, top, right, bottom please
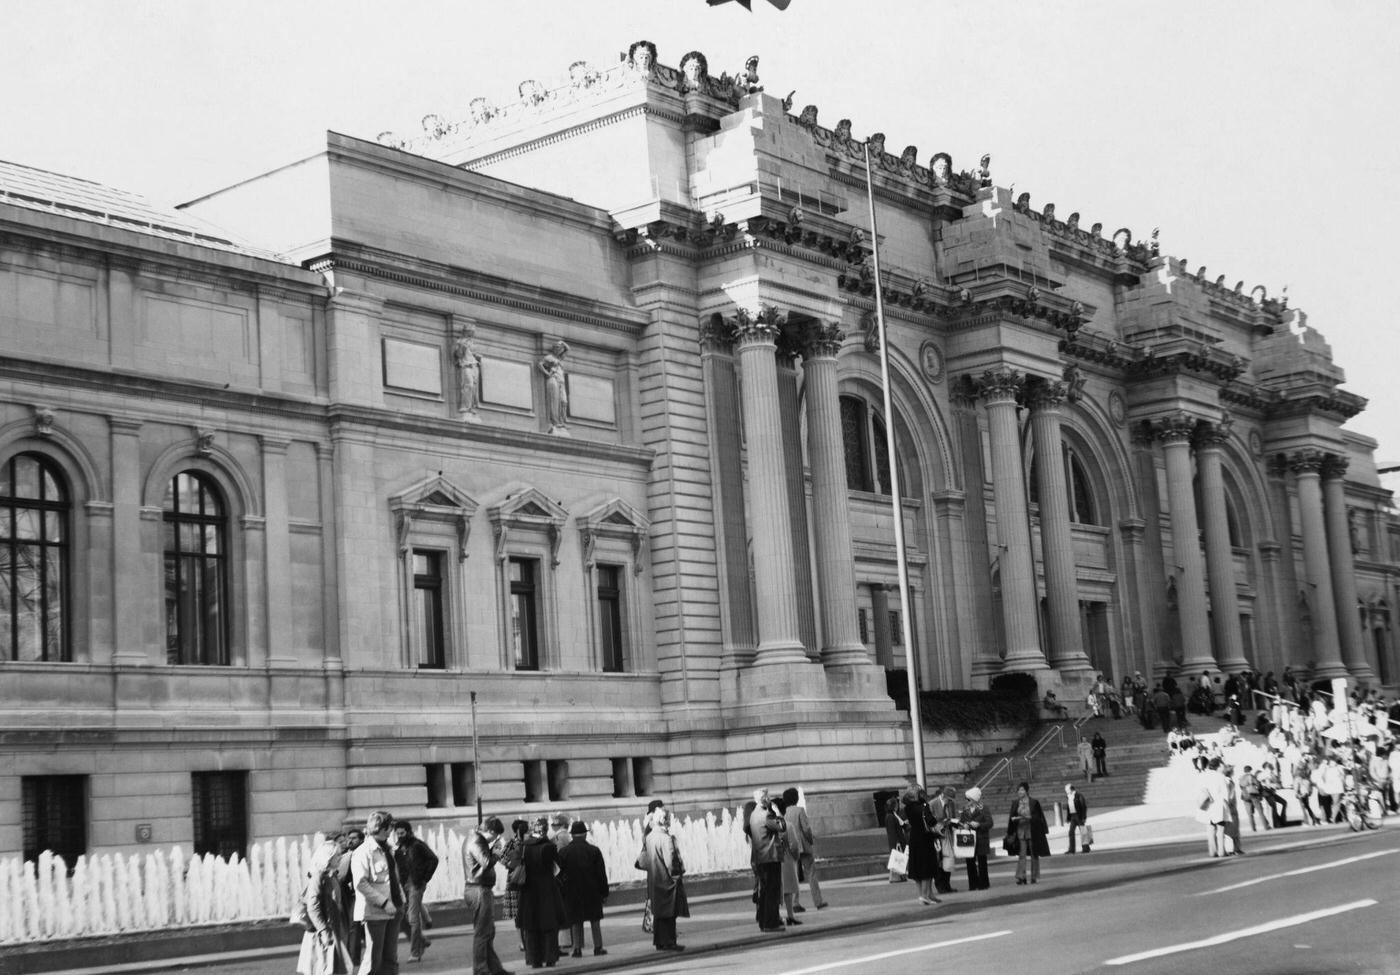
left=547, top=814, right=572, bottom=956
left=500, top=819, right=528, bottom=952
left=297, top=835, right=349, bottom=975
left=518, top=816, right=564, bottom=969
left=462, top=817, right=510, bottom=975
left=1198, top=758, right=1232, bottom=857
left=781, top=787, right=827, bottom=911
left=1007, top=782, right=1050, bottom=884
left=929, top=786, right=959, bottom=894
left=336, top=828, right=365, bottom=970
left=747, top=789, right=785, bottom=932
left=957, top=787, right=993, bottom=891
left=1064, top=784, right=1089, bottom=853
left=390, top=820, right=438, bottom=963
left=883, top=793, right=909, bottom=883
left=903, top=788, right=942, bottom=907
left=1153, top=684, right=1173, bottom=733
left=1238, top=766, right=1270, bottom=832
left=350, top=810, right=402, bottom=975
left=558, top=821, right=609, bottom=958
left=641, top=809, right=688, bottom=952
left=1077, top=736, right=1094, bottom=783
left=1091, top=732, right=1109, bottom=779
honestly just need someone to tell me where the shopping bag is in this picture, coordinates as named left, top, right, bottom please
left=1080, top=824, right=1094, bottom=847
left=886, top=844, right=909, bottom=873
left=953, top=828, right=977, bottom=859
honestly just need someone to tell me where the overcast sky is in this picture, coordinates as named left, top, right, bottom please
left=4, top=0, right=1398, bottom=465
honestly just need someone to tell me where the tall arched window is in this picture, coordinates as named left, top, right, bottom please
left=840, top=395, right=895, bottom=494
left=163, top=471, right=228, bottom=666
left=1028, top=445, right=1101, bottom=526
left=1, top=453, right=69, bottom=661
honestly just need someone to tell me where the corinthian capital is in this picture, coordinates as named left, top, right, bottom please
left=732, top=304, right=788, bottom=348
left=1195, top=417, right=1233, bottom=450
left=977, top=366, right=1024, bottom=404
left=1024, top=378, right=1068, bottom=412
left=1154, top=410, right=1199, bottom=445
left=1320, top=453, right=1349, bottom=480
left=698, top=312, right=736, bottom=353
left=1288, top=448, right=1327, bottom=475
left=798, top=321, right=845, bottom=360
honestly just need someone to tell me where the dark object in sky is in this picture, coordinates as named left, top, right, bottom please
left=707, top=0, right=792, bottom=9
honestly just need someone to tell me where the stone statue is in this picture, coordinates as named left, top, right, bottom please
left=740, top=55, right=762, bottom=94
left=453, top=324, right=482, bottom=418
left=930, top=152, right=951, bottom=185
left=679, top=51, right=709, bottom=92
left=628, top=40, right=657, bottom=75
left=797, top=104, right=819, bottom=127
left=976, top=153, right=992, bottom=187
left=540, top=340, right=571, bottom=435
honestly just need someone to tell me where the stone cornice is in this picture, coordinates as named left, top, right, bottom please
left=1129, top=345, right=1247, bottom=383
left=1266, top=390, right=1366, bottom=422
left=309, top=243, right=649, bottom=336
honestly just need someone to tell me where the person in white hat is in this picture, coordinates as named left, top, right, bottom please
left=957, top=787, right=993, bottom=890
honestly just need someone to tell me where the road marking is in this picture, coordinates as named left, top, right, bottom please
left=771, top=929, right=1013, bottom=975
left=1104, top=900, right=1378, bottom=965
left=1196, top=848, right=1398, bottom=895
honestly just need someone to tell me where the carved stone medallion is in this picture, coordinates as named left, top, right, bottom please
left=918, top=340, right=945, bottom=384
left=1108, top=391, right=1127, bottom=427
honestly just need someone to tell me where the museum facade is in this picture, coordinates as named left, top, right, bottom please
left=2, top=43, right=1397, bottom=861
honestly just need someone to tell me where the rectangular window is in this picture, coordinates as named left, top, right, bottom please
left=424, top=763, right=448, bottom=809
left=522, top=760, right=545, bottom=803
left=450, top=762, right=476, bottom=807
left=889, top=610, right=903, bottom=645
left=412, top=549, right=446, bottom=668
left=191, top=771, right=247, bottom=859
left=597, top=564, right=624, bottom=673
left=857, top=607, right=869, bottom=644
left=21, top=775, right=87, bottom=865
left=546, top=759, right=570, bottom=802
left=510, top=557, right=540, bottom=671
left=632, top=757, right=654, bottom=796
left=611, top=757, right=632, bottom=798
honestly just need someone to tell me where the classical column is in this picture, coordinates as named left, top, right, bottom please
left=800, top=323, right=868, bottom=665
left=734, top=307, right=808, bottom=663
left=1322, top=455, right=1373, bottom=681
left=979, top=368, right=1048, bottom=671
left=1156, top=412, right=1215, bottom=672
left=1291, top=450, right=1347, bottom=679
left=1026, top=379, right=1090, bottom=673
left=1196, top=421, right=1248, bottom=673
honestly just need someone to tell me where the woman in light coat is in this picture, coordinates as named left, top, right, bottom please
left=297, top=837, right=349, bottom=975
left=641, top=809, right=689, bottom=952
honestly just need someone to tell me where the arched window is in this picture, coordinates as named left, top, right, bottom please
left=163, top=471, right=228, bottom=665
left=1, top=453, right=69, bottom=661
left=840, top=395, right=896, bottom=494
left=1028, top=445, right=1101, bottom=526
left=1225, top=496, right=1243, bottom=548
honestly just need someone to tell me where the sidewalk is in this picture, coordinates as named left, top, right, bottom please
left=4, top=802, right=1356, bottom=975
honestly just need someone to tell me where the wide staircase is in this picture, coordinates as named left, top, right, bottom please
left=961, top=714, right=1174, bottom=817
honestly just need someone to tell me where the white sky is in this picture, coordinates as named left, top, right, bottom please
left=4, top=0, right=1398, bottom=465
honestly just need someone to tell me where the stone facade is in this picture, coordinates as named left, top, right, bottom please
left=2, top=47, right=1398, bottom=860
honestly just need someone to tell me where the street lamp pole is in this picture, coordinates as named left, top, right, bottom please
left=864, top=143, right=926, bottom=789
left=470, top=690, right=483, bottom=825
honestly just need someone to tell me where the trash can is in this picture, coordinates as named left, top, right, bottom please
left=873, top=789, right=900, bottom=828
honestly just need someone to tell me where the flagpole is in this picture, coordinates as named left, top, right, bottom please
left=864, top=144, right=926, bottom=789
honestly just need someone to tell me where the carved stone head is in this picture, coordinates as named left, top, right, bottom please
left=834, top=118, right=852, bottom=142
left=628, top=40, right=657, bottom=73
left=1113, top=227, right=1132, bottom=252
left=469, top=97, right=494, bottom=124
left=867, top=132, right=886, bottom=156
left=900, top=145, right=918, bottom=169
left=798, top=104, right=818, bottom=126
left=930, top=152, right=951, bottom=183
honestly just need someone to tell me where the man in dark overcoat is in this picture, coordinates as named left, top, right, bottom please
left=558, top=821, right=609, bottom=957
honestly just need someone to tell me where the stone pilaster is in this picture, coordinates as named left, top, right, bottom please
left=1290, top=450, right=1347, bottom=680
left=260, top=436, right=295, bottom=666
left=734, top=307, right=808, bottom=664
left=1156, top=411, right=1215, bottom=673
left=1026, top=379, right=1090, bottom=674
left=1321, top=456, right=1373, bottom=682
left=1195, top=421, right=1248, bottom=673
left=800, top=323, right=868, bottom=667
left=978, top=368, right=1048, bottom=672
left=109, top=418, right=149, bottom=666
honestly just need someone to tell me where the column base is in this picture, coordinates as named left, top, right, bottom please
left=1311, top=659, right=1351, bottom=681
left=1346, top=663, right=1377, bottom=685
left=969, top=657, right=1004, bottom=686
left=753, top=641, right=813, bottom=665
left=1215, top=656, right=1251, bottom=675
left=1000, top=652, right=1052, bottom=673
left=734, top=660, right=830, bottom=705
left=1049, top=651, right=1096, bottom=677
left=1178, top=655, right=1220, bottom=677
left=824, top=659, right=891, bottom=705
left=820, top=643, right=873, bottom=667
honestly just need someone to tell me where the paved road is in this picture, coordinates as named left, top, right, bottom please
left=73, top=827, right=1396, bottom=975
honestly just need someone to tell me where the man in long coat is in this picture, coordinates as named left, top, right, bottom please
left=557, top=821, right=609, bottom=957
left=517, top=816, right=564, bottom=968
left=641, top=809, right=688, bottom=952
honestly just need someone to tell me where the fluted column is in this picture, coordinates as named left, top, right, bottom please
left=1196, top=421, right=1247, bottom=673
left=1026, top=380, right=1090, bottom=672
left=735, top=307, right=808, bottom=664
left=1322, top=456, right=1373, bottom=681
left=980, top=368, right=1048, bottom=671
left=800, top=323, right=867, bottom=665
left=1156, top=412, right=1214, bottom=672
left=1291, top=450, right=1347, bottom=679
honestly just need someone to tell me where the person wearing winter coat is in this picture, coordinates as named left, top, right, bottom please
left=557, top=821, right=609, bottom=958
left=957, top=787, right=994, bottom=891
left=517, top=816, right=565, bottom=968
left=640, top=808, right=689, bottom=952
left=1007, top=781, right=1051, bottom=884
left=297, top=836, right=349, bottom=975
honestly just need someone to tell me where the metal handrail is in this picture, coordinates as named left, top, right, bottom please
left=1021, top=723, right=1068, bottom=784
left=974, top=756, right=1014, bottom=793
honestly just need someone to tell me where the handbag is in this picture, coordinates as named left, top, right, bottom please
left=1080, top=824, right=1094, bottom=846
left=1001, top=831, right=1020, bottom=855
left=641, top=898, right=654, bottom=933
left=953, top=827, right=977, bottom=858
left=885, top=844, right=909, bottom=874
left=506, top=862, right=527, bottom=891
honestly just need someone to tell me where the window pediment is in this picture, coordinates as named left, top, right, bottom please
left=390, top=474, right=480, bottom=560
left=489, top=486, right=569, bottom=566
left=577, top=498, right=650, bottom=573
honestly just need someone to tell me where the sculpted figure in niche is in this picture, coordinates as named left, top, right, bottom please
left=798, top=104, right=819, bottom=126
left=679, top=51, right=708, bottom=92
left=628, top=40, right=657, bottom=75
left=930, top=152, right=951, bottom=185
left=453, top=323, right=483, bottom=418
left=539, top=340, right=571, bottom=435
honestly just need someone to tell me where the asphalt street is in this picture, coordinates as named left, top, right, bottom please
left=62, top=827, right=1398, bottom=975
